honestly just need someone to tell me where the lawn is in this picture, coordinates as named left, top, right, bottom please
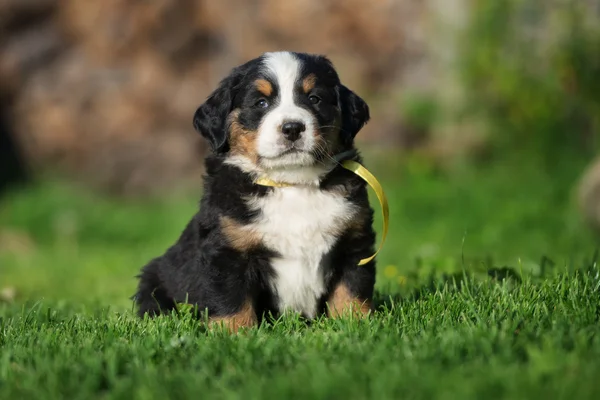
left=1, top=150, right=600, bottom=399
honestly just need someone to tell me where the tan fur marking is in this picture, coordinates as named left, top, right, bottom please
left=302, top=74, right=317, bottom=93
left=220, top=216, right=262, bottom=251
left=210, top=300, right=257, bottom=333
left=327, top=283, right=372, bottom=319
left=229, top=114, right=259, bottom=163
left=255, top=79, right=273, bottom=97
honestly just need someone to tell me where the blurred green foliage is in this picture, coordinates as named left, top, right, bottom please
left=401, top=92, right=439, bottom=135
left=460, top=0, right=600, bottom=158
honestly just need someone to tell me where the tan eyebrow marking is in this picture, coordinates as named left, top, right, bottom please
left=302, top=74, right=317, bottom=93
left=255, top=79, right=273, bottom=97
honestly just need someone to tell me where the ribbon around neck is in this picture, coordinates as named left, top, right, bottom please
left=254, top=158, right=389, bottom=266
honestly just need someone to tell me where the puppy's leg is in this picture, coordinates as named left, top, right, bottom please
left=200, top=271, right=259, bottom=332
left=136, top=264, right=258, bottom=332
left=326, top=261, right=375, bottom=319
left=134, top=260, right=176, bottom=317
left=327, top=280, right=373, bottom=319
left=326, top=204, right=376, bottom=319
left=208, top=299, right=257, bottom=333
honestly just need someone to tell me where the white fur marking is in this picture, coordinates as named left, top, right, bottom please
left=248, top=187, right=356, bottom=317
left=257, top=52, right=317, bottom=171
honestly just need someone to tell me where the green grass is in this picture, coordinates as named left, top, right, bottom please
left=2, top=271, right=600, bottom=399
left=1, top=150, right=600, bottom=399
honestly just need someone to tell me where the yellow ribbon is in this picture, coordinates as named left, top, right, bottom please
left=254, top=160, right=389, bottom=266
left=340, top=160, right=389, bottom=265
left=254, top=177, right=295, bottom=188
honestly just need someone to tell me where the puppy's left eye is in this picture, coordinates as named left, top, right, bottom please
left=256, top=99, right=269, bottom=108
left=308, top=95, right=321, bottom=105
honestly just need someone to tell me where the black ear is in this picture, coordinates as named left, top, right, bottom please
left=193, top=71, right=242, bottom=153
left=339, top=85, right=370, bottom=145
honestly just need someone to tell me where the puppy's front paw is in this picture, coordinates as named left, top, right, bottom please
left=208, top=301, right=258, bottom=333
left=326, top=283, right=372, bottom=319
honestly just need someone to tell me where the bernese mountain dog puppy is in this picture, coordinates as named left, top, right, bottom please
left=134, top=51, right=376, bottom=331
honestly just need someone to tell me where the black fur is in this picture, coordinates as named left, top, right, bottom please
left=338, top=85, right=370, bottom=146
left=134, top=52, right=376, bottom=322
left=192, top=58, right=262, bottom=153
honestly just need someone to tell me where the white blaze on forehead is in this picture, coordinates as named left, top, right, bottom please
left=263, top=51, right=300, bottom=108
left=256, top=52, right=318, bottom=174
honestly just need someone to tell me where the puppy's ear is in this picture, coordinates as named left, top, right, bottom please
left=339, top=85, right=370, bottom=145
left=193, top=71, right=242, bottom=153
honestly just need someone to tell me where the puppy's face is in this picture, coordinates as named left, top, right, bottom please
left=233, top=52, right=343, bottom=169
left=194, top=52, right=369, bottom=180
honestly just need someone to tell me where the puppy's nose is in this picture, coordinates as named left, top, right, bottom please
left=281, top=121, right=305, bottom=142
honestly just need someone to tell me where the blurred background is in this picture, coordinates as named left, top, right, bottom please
left=1, top=0, right=600, bottom=307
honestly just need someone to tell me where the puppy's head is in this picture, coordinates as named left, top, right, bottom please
left=193, top=51, right=369, bottom=181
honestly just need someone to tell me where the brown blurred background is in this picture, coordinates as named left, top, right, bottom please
left=1, top=0, right=600, bottom=224
left=0, top=0, right=469, bottom=194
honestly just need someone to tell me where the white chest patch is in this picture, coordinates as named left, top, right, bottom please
left=248, top=186, right=356, bottom=317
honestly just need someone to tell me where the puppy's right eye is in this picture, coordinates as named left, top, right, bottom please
left=255, top=99, right=269, bottom=108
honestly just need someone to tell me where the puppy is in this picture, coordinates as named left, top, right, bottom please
left=134, top=51, right=376, bottom=331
